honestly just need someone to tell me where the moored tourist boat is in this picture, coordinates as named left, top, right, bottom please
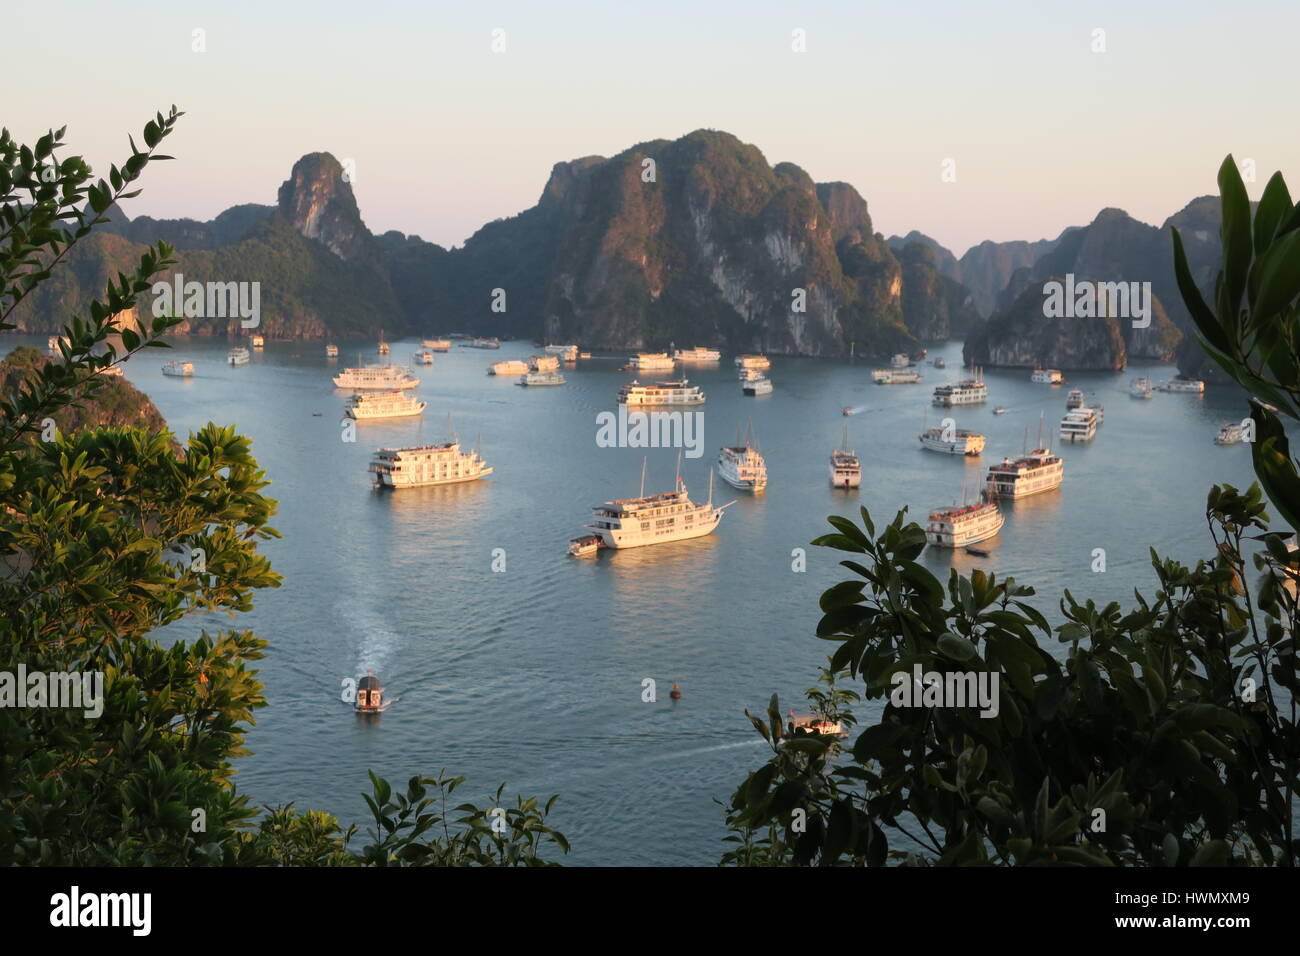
left=584, top=464, right=732, bottom=549
left=735, top=354, right=771, bottom=370
left=370, top=439, right=493, bottom=488
left=830, top=425, right=861, bottom=488
left=717, top=428, right=767, bottom=492
left=530, top=354, right=560, bottom=372
left=1066, top=388, right=1085, bottom=409
left=673, top=346, right=721, bottom=363
left=919, top=426, right=985, bottom=456
left=412, top=349, right=435, bottom=365
left=488, top=360, right=530, bottom=376
left=984, top=448, right=1064, bottom=499
left=742, top=375, right=773, bottom=396
left=325, top=343, right=339, bottom=357
left=925, top=496, right=1005, bottom=548
left=873, top=368, right=922, bottom=385
left=346, top=390, right=426, bottom=420
left=1059, top=406, right=1101, bottom=442
left=544, top=344, right=579, bottom=360
left=618, top=379, right=706, bottom=406
left=250, top=334, right=265, bottom=349
left=890, top=353, right=910, bottom=369
left=422, top=338, right=451, bottom=352
left=630, top=351, right=676, bottom=371
left=1031, top=366, right=1063, bottom=384
left=518, top=371, right=566, bottom=386
left=1157, top=376, right=1205, bottom=393
left=933, top=375, right=988, bottom=407
left=333, top=364, right=418, bottom=390
left=162, top=360, right=194, bottom=377
left=228, top=347, right=250, bottom=366
left=1130, top=376, right=1154, bottom=398
left=464, top=337, right=500, bottom=349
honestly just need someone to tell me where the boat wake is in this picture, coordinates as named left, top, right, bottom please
left=345, top=603, right=407, bottom=677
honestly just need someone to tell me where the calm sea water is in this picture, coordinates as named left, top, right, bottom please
left=5, top=335, right=1268, bottom=865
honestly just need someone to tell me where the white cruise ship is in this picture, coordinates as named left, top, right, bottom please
left=873, top=368, right=923, bottom=385
left=370, top=441, right=493, bottom=488
left=584, top=474, right=731, bottom=549
left=1059, top=407, right=1101, bottom=442
left=830, top=426, right=861, bottom=488
left=465, top=337, right=500, bottom=349
left=735, top=354, right=771, bottom=370
left=488, top=360, right=530, bottom=376
left=228, top=347, right=250, bottom=366
left=630, top=351, right=676, bottom=371
left=346, top=390, right=426, bottom=420
left=325, top=343, right=339, bottom=358
left=250, top=334, right=265, bottom=349
left=412, top=349, right=435, bottom=365
left=925, top=497, right=1005, bottom=548
left=717, top=436, right=767, bottom=492
left=1066, top=388, right=1085, bottom=409
left=1130, top=376, right=1154, bottom=398
left=1157, top=376, right=1205, bottom=393
left=530, top=354, right=560, bottom=372
left=422, top=338, right=451, bottom=352
left=919, top=427, right=985, bottom=456
left=890, top=353, right=910, bottom=369
left=162, top=360, right=194, bottom=377
left=673, top=346, right=721, bottom=362
left=544, top=344, right=579, bottom=360
left=518, top=371, right=566, bottom=386
left=347, top=390, right=427, bottom=420
left=742, top=375, right=773, bottom=396
left=1031, top=367, right=1063, bottom=384
left=985, top=448, right=1064, bottom=499
left=932, top=376, right=988, bottom=407
left=334, top=364, right=418, bottom=390
left=618, top=379, right=706, bottom=406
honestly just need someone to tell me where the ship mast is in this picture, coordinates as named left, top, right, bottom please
left=639, top=456, right=647, bottom=499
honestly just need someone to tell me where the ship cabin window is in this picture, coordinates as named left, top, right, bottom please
left=357, top=690, right=368, bottom=707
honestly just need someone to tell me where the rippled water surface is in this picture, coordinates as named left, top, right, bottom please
left=5, top=335, right=1267, bottom=865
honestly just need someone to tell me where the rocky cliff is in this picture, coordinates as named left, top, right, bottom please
left=964, top=278, right=1142, bottom=371
left=0, top=346, right=171, bottom=436
left=13, top=156, right=404, bottom=339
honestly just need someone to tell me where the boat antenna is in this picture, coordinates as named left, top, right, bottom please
left=640, top=456, right=647, bottom=499
left=676, top=448, right=683, bottom=489
left=1037, top=409, right=1045, bottom=450
left=1022, top=424, right=1028, bottom=456
left=707, top=465, right=714, bottom=508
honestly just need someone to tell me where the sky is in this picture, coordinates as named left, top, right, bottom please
left=9, top=1, right=1298, bottom=257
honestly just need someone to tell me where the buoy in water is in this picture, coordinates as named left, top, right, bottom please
left=356, top=670, right=384, bottom=713
left=669, top=683, right=682, bottom=700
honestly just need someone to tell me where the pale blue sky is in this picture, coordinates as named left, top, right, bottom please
left=9, top=0, right=1297, bottom=255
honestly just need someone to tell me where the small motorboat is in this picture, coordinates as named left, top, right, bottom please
left=355, top=671, right=395, bottom=713
left=965, top=546, right=991, bottom=557
left=787, top=712, right=847, bottom=739
left=992, top=406, right=1007, bottom=415
left=669, top=683, right=683, bottom=700
left=567, top=535, right=601, bottom=557
left=842, top=407, right=855, bottom=416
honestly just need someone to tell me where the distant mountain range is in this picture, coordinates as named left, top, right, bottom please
left=6, top=129, right=1227, bottom=374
